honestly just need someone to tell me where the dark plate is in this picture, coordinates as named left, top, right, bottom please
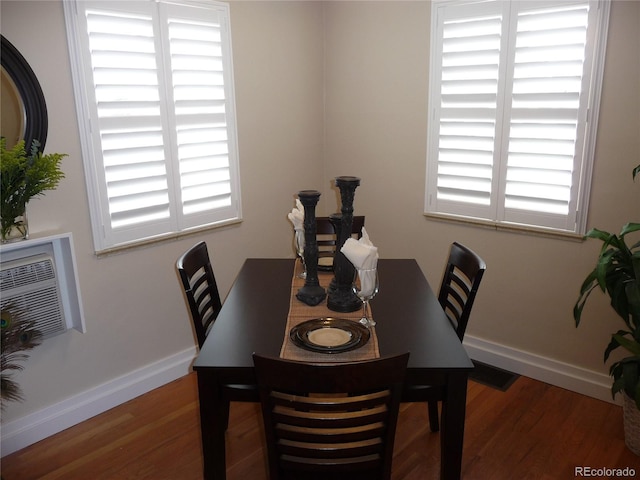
left=290, top=317, right=370, bottom=353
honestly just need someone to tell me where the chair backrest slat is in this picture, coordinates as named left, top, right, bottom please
left=254, top=353, right=408, bottom=480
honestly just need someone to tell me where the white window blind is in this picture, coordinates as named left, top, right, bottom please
left=64, top=0, right=241, bottom=251
left=425, top=0, right=610, bottom=235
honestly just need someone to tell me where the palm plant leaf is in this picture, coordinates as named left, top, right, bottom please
left=574, top=270, right=599, bottom=326
left=613, top=333, right=640, bottom=356
left=605, top=330, right=630, bottom=361
left=1, top=305, right=42, bottom=408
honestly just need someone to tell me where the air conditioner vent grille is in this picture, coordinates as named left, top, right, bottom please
left=4, top=286, right=65, bottom=338
left=0, top=254, right=66, bottom=339
left=1, top=259, right=55, bottom=291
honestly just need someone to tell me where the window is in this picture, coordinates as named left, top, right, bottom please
left=425, top=0, right=610, bottom=235
left=64, top=0, right=241, bottom=252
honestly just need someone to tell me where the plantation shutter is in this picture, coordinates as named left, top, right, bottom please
left=65, top=0, right=241, bottom=251
left=425, top=0, right=609, bottom=234
left=162, top=2, right=238, bottom=229
left=499, top=1, right=591, bottom=230
left=426, top=1, right=507, bottom=221
left=86, top=4, right=174, bottom=240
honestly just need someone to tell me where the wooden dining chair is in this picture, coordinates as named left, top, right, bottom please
left=253, top=352, right=409, bottom=480
left=176, top=241, right=222, bottom=349
left=316, top=215, right=365, bottom=256
left=176, top=241, right=259, bottom=427
left=404, top=241, right=486, bottom=432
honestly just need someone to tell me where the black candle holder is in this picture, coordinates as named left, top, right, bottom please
left=327, top=176, right=362, bottom=313
left=326, top=213, right=342, bottom=296
left=295, top=190, right=326, bottom=306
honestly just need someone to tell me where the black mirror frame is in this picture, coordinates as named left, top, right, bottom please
left=1, top=34, right=48, bottom=151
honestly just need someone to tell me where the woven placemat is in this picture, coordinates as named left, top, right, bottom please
left=280, top=259, right=379, bottom=362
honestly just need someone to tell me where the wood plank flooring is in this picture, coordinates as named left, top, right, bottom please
left=2, top=372, right=639, bottom=479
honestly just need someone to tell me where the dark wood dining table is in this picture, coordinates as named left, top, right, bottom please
left=193, top=258, right=473, bottom=480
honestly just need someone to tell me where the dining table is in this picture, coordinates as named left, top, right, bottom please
left=193, top=257, right=474, bottom=480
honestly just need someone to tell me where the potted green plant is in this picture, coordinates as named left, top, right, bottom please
left=0, top=138, right=66, bottom=242
left=574, top=165, right=640, bottom=455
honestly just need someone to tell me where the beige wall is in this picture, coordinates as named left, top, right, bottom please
left=0, top=0, right=324, bottom=422
left=322, top=0, right=639, bottom=372
left=0, top=0, right=638, bottom=426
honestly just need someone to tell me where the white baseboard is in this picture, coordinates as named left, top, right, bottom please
left=1, top=347, right=197, bottom=457
left=0, top=338, right=617, bottom=457
left=463, top=335, right=617, bottom=405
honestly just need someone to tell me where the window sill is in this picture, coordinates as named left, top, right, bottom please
left=95, top=218, right=243, bottom=258
left=424, top=212, right=584, bottom=242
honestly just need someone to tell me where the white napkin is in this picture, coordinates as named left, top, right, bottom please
left=341, top=227, right=378, bottom=269
left=288, top=199, right=305, bottom=253
left=287, top=199, right=305, bottom=231
left=341, top=227, right=378, bottom=296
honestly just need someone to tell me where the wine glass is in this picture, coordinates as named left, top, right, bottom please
left=294, top=230, right=307, bottom=279
left=353, top=268, right=379, bottom=327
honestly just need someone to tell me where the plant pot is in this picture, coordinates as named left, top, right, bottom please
left=623, top=393, right=640, bottom=456
left=0, top=210, right=28, bottom=243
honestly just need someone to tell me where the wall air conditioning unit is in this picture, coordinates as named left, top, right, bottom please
left=0, top=233, right=85, bottom=339
left=0, top=254, right=67, bottom=338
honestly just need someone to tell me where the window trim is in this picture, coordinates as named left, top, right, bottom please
left=64, top=0, right=242, bottom=253
left=424, top=0, right=611, bottom=238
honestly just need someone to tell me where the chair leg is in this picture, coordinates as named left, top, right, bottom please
left=428, top=400, right=440, bottom=432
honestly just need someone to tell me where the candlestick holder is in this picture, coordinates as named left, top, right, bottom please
left=295, top=190, right=326, bottom=306
left=325, top=213, right=341, bottom=296
left=327, top=176, right=362, bottom=312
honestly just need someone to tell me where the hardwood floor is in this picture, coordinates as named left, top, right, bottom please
left=2, top=372, right=639, bottom=479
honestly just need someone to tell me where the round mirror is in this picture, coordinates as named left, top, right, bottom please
left=0, top=35, right=48, bottom=151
